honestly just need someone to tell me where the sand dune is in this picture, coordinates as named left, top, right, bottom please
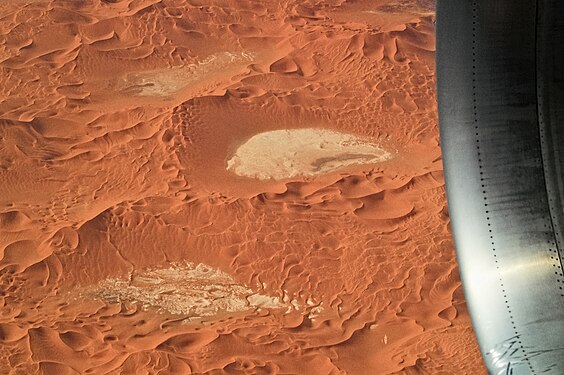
left=0, top=0, right=485, bottom=374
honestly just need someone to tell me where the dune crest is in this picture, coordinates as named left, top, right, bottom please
left=226, top=128, right=392, bottom=180
left=0, top=0, right=486, bottom=373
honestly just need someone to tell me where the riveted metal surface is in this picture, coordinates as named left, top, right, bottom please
left=436, top=0, right=564, bottom=373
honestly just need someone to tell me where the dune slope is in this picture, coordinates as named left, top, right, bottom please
left=0, top=0, right=485, bottom=374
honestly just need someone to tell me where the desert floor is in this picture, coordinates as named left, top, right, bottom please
left=0, top=0, right=485, bottom=374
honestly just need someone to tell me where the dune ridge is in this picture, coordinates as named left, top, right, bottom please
left=0, top=0, right=486, bottom=374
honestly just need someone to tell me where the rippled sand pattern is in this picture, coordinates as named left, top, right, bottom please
left=0, top=0, right=486, bottom=374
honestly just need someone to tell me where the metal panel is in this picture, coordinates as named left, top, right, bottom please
left=436, top=0, right=564, bottom=373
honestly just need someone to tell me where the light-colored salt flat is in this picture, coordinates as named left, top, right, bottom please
left=87, top=263, right=285, bottom=319
left=120, top=51, right=255, bottom=97
left=226, top=128, right=392, bottom=180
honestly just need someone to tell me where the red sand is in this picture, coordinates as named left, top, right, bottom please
left=0, top=0, right=486, bottom=374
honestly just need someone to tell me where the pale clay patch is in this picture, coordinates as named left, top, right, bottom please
left=87, top=263, right=286, bottom=319
left=226, top=128, right=392, bottom=180
left=120, top=51, right=255, bottom=97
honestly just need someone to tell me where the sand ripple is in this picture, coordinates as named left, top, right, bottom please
left=0, top=1, right=485, bottom=373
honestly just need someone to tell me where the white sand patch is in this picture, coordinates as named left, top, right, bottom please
left=308, top=305, right=324, bottom=319
left=120, top=51, right=255, bottom=97
left=226, top=128, right=392, bottom=180
left=369, top=0, right=434, bottom=16
left=87, top=263, right=285, bottom=319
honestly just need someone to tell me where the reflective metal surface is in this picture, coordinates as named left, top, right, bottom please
left=436, top=0, right=564, bottom=373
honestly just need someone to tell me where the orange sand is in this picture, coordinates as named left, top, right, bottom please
left=0, top=0, right=485, bottom=374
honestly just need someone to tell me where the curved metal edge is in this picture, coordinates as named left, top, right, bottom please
left=537, top=0, right=564, bottom=298
left=436, top=0, right=564, bottom=374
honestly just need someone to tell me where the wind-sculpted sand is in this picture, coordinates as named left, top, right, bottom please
left=0, top=0, right=486, bottom=374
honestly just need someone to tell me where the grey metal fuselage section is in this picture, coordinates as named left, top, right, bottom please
left=436, top=0, right=564, bottom=374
